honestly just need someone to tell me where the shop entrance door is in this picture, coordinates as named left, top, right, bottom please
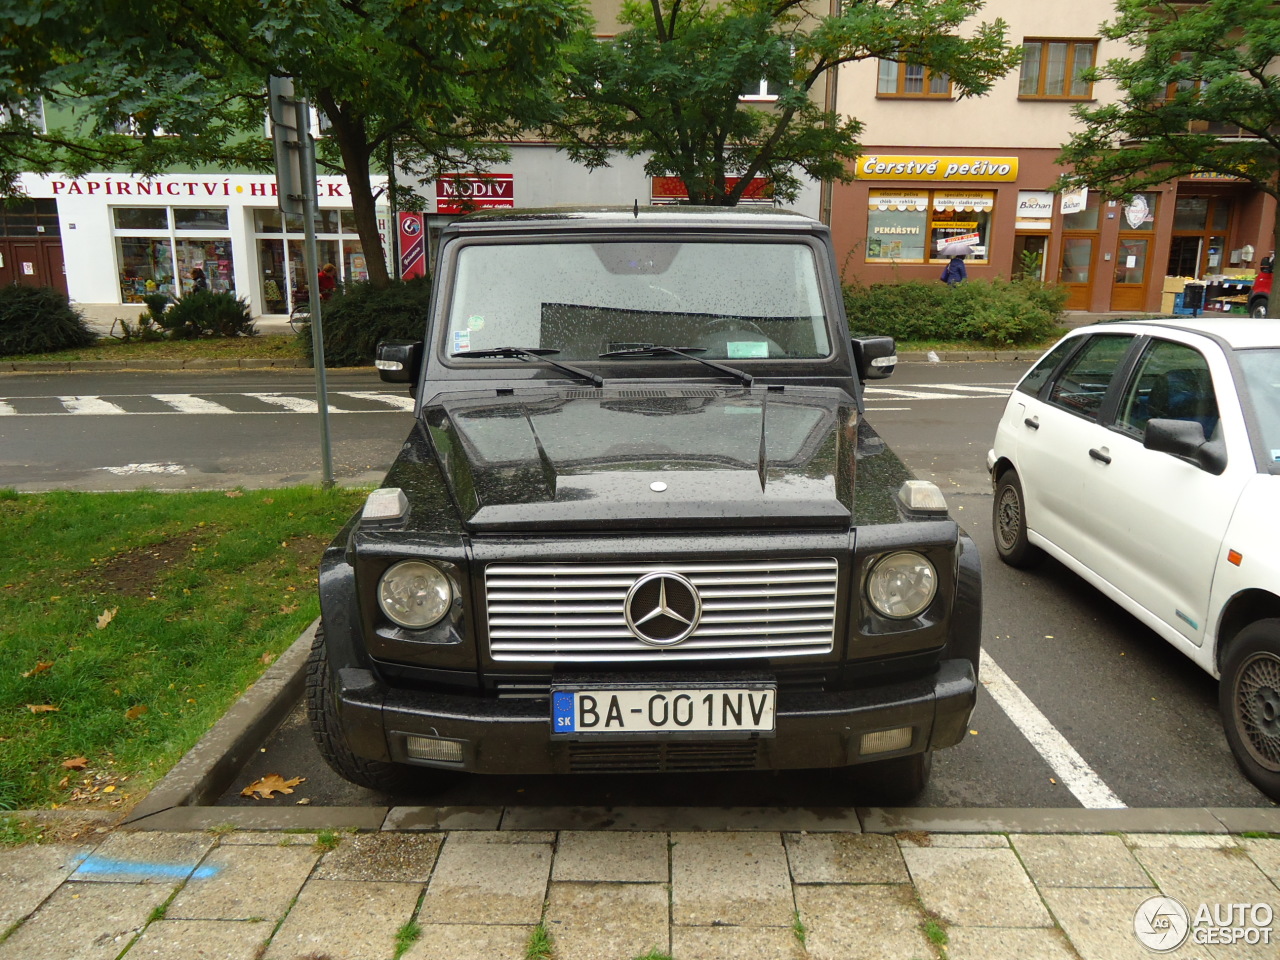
left=1012, top=234, right=1049, bottom=280
left=1110, top=237, right=1150, bottom=311
left=1058, top=234, right=1097, bottom=309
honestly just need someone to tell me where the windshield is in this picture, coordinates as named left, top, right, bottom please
left=1237, top=347, right=1280, bottom=467
left=444, top=240, right=832, bottom=362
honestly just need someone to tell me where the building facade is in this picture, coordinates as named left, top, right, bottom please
left=829, top=1, right=1277, bottom=313
left=7, top=1, right=1273, bottom=319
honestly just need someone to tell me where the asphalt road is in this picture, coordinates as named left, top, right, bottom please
left=0, top=368, right=413, bottom=491
left=2, top=361, right=1272, bottom=808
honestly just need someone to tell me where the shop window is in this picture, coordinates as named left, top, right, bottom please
left=253, top=206, right=367, bottom=313
left=174, top=208, right=229, bottom=230
left=877, top=59, right=951, bottom=98
left=114, top=207, right=169, bottom=231
left=112, top=204, right=233, bottom=302
left=1019, top=40, right=1096, bottom=99
left=118, top=238, right=176, bottom=301
left=1062, top=191, right=1100, bottom=230
left=865, top=189, right=993, bottom=263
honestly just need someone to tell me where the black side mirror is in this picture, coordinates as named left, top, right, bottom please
left=375, top=340, right=423, bottom=385
left=851, top=335, right=897, bottom=381
left=1144, top=418, right=1227, bottom=475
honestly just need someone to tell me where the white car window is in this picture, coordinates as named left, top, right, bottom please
left=1046, top=334, right=1132, bottom=420
left=1237, top=348, right=1280, bottom=467
left=1116, top=340, right=1220, bottom=442
left=1016, top=336, right=1078, bottom=398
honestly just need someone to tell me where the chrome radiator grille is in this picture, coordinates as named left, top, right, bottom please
left=484, top=559, right=838, bottom=663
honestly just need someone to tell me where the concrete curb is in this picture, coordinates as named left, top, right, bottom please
left=119, top=621, right=319, bottom=827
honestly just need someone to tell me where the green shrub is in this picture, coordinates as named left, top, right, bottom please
left=843, top=277, right=1066, bottom=347
left=157, top=290, right=256, bottom=339
left=302, top=276, right=433, bottom=367
left=0, top=285, right=96, bottom=356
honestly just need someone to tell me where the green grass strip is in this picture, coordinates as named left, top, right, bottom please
left=0, top=486, right=364, bottom=811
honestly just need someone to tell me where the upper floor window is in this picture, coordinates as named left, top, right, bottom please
left=112, top=116, right=168, bottom=137
left=1019, top=40, right=1096, bottom=99
left=877, top=59, right=951, bottom=98
left=0, top=98, right=46, bottom=132
left=740, top=76, right=782, bottom=102
left=1165, top=51, right=1201, bottom=101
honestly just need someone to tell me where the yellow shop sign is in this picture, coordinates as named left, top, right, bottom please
left=856, top=155, right=1018, bottom=182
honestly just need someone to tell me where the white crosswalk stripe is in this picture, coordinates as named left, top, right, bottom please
left=0, top=391, right=416, bottom=417
left=245, top=393, right=319, bottom=413
left=158, top=394, right=236, bottom=414
left=341, top=391, right=415, bottom=411
left=58, top=396, right=128, bottom=415
left=864, top=382, right=1015, bottom=403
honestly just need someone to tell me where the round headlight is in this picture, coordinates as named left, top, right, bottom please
left=866, top=551, right=937, bottom=620
left=378, top=560, right=452, bottom=628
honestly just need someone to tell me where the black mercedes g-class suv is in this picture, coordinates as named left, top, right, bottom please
left=308, top=206, right=980, bottom=801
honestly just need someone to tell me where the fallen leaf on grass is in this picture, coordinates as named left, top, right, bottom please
left=225, top=490, right=244, bottom=498
left=22, top=661, right=53, bottom=678
left=96, top=607, right=118, bottom=630
left=61, top=757, right=88, bottom=770
left=26, top=704, right=59, bottom=713
left=124, top=704, right=148, bottom=720
left=259, top=651, right=277, bottom=665
left=240, top=774, right=306, bottom=800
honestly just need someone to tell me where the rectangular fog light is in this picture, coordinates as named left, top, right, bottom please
left=404, top=735, right=464, bottom=764
left=860, top=727, right=913, bottom=756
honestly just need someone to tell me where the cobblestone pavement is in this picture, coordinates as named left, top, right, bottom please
left=3, top=818, right=1279, bottom=960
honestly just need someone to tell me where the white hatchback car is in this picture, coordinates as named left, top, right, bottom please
left=988, top=318, right=1280, bottom=800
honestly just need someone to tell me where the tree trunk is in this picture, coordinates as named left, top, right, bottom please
left=321, top=100, right=391, bottom=290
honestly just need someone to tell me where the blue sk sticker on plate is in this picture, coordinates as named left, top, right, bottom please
left=552, top=691, right=575, bottom=732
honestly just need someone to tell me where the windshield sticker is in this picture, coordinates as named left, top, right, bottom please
left=452, top=330, right=471, bottom=353
left=727, top=341, right=769, bottom=359
left=1272, top=450, right=1280, bottom=462
left=467, top=315, right=485, bottom=331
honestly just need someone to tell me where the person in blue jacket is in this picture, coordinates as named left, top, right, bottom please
left=941, top=255, right=967, bottom=286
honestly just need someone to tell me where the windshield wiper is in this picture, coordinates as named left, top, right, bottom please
left=452, top=346, right=603, bottom=387
left=598, top=344, right=753, bottom=387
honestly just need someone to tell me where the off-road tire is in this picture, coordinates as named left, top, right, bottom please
left=992, top=468, right=1041, bottom=569
left=854, top=750, right=933, bottom=806
left=306, top=623, right=420, bottom=794
left=1219, top=619, right=1280, bottom=802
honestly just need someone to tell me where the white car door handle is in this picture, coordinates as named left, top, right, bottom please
left=1089, top=447, right=1112, bottom=465
left=1023, top=417, right=1040, bottom=430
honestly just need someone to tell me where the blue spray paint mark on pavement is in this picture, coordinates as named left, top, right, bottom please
left=73, top=855, right=219, bottom=881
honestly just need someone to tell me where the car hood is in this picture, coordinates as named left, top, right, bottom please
left=420, top=387, right=860, bottom=531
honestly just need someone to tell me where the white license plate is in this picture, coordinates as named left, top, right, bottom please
left=551, top=686, right=775, bottom=735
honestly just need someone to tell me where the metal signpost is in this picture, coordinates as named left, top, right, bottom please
left=269, top=75, right=334, bottom=489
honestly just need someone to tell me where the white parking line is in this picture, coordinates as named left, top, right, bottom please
left=980, top=649, right=1127, bottom=809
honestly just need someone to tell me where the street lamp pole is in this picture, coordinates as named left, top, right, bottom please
left=269, top=75, right=334, bottom=489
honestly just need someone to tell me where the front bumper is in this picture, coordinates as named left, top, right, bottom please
left=333, top=659, right=977, bottom=774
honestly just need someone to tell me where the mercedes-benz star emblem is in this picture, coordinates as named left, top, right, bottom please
left=624, top=572, right=702, bottom=646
